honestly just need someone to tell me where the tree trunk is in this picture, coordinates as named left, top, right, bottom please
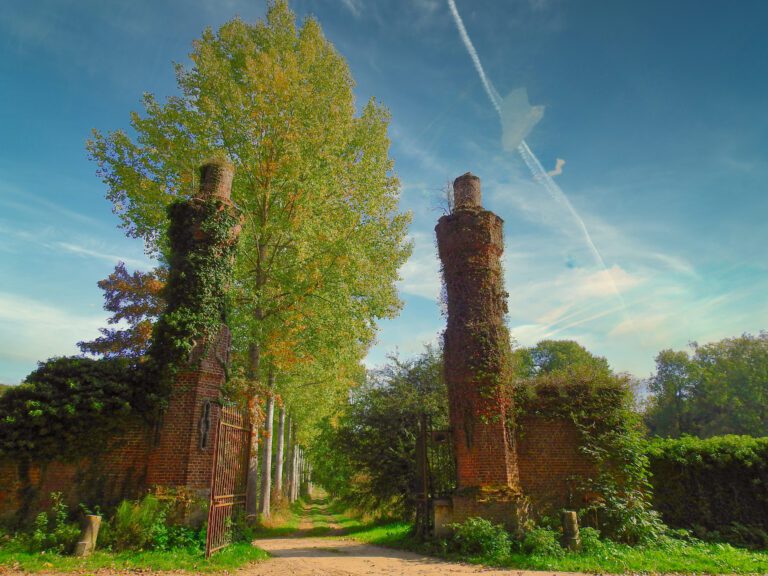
left=273, top=406, right=286, bottom=503
left=245, top=343, right=260, bottom=517
left=259, top=369, right=275, bottom=517
left=290, top=444, right=299, bottom=502
left=283, top=416, right=292, bottom=499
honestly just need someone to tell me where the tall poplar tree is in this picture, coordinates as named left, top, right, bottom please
left=88, top=1, right=411, bottom=515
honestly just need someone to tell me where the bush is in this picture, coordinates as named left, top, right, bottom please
left=448, top=517, right=511, bottom=561
left=105, top=495, right=166, bottom=551
left=647, top=435, right=768, bottom=548
left=152, top=524, right=205, bottom=551
left=578, top=526, right=602, bottom=553
left=0, top=357, right=151, bottom=461
left=27, top=493, right=80, bottom=554
left=522, top=527, right=564, bottom=558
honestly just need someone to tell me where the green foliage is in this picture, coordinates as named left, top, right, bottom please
left=151, top=524, right=205, bottom=552
left=645, top=332, right=768, bottom=437
left=309, top=347, right=447, bottom=517
left=0, top=184, right=239, bottom=461
left=515, top=365, right=665, bottom=544
left=521, top=527, right=564, bottom=558
left=448, top=517, right=512, bottom=561
left=104, top=495, right=167, bottom=551
left=646, top=435, right=768, bottom=548
left=148, top=196, right=239, bottom=387
left=78, top=262, right=166, bottom=359
left=578, top=526, right=602, bottom=553
left=0, top=357, right=151, bottom=460
left=27, top=493, right=80, bottom=554
left=514, top=340, right=611, bottom=377
left=345, top=518, right=768, bottom=574
left=87, top=0, right=412, bottom=438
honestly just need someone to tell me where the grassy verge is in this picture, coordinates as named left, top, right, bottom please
left=251, top=499, right=304, bottom=538
left=0, top=541, right=268, bottom=573
left=343, top=521, right=768, bottom=574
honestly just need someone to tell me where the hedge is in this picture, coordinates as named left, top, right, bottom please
left=646, top=435, right=768, bottom=547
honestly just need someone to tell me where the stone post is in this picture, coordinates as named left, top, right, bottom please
left=435, top=173, right=520, bottom=527
left=561, top=510, right=581, bottom=550
left=73, top=515, right=101, bottom=557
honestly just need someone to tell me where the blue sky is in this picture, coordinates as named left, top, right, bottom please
left=1, top=0, right=767, bottom=384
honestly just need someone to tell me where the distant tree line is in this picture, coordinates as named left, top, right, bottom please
left=644, top=332, right=768, bottom=438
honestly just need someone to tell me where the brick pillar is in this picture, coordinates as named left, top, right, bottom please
left=436, top=173, right=521, bottom=528
left=146, top=160, right=239, bottom=501
left=436, top=173, right=517, bottom=489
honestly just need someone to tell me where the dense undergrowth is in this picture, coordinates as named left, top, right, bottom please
left=0, top=492, right=265, bottom=573
left=260, top=496, right=768, bottom=575
left=346, top=516, right=768, bottom=574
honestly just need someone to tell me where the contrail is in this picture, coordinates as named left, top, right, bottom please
left=445, top=0, right=629, bottom=313
left=446, top=0, right=502, bottom=114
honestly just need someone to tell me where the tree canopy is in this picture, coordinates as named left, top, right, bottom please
left=87, top=1, right=411, bottom=438
left=645, top=332, right=768, bottom=438
left=78, top=262, right=166, bottom=359
left=514, top=339, right=612, bottom=377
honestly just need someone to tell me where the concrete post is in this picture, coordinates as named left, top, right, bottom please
left=73, top=515, right=101, bottom=557
left=561, top=510, right=581, bottom=550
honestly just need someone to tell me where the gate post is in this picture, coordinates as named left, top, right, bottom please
left=435, top=173, right=522, bottom=529
left=145, top=160, right=241, bottom=521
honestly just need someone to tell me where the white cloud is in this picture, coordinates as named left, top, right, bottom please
left=0, top=292, right=106, bottom=365
left=397, top=232, right=441, bottom=300
left=56, top=241, right=148, bottom=269
left=547, top=157, right=566, bottom=178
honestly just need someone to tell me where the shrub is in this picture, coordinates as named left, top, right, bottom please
left=579, top=526, right=602, bottom=553
left=448, top=517, right=511, bottom=561
left=522, top=527, right=564, bottom=558
left=152, top=524, right=204, bottom=551
left=647, top=435, right=768, bottom=548
left=27, top=493, right=80, bottom=554
left=106, top=495, right=166, bottom=551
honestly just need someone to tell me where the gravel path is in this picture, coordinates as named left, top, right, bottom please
left=248, top=536, right=589, bottom=576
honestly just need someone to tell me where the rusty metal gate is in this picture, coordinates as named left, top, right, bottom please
left=206, top=403, right=252, bottom=557
left=414, top=413, right=456, bottom=539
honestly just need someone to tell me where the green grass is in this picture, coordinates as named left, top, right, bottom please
left=0, top=542, right=268, bottom=573
left=343, top=520, right=768, bottom=574
left=251, top=499, right=303, bottom=538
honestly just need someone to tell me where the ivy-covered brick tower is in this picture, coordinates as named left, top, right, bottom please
left=436, top=173, right=520, bottom=525
left=146, top=159, right=241, bottom=496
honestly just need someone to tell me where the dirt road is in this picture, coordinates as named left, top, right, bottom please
left=249, top=535, right=588, bottom=576
left=246, top=498, right=587, bottom=576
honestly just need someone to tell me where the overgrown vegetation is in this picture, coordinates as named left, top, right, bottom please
left=515, top=364, right=665, bottom=544
left=345, top=516, right=768, bottom=574
left=647, top=435, right=768, bottom=548
left=0, top=492, right=261, bottom=572
left=0, top=357, right=149, bottom=460
left=310, top=346, right=448, bottom=518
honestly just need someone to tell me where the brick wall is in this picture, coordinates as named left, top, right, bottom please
left=516, top=415, right=596, bottom=513
left=0, top=416, right=152, bottom=521
left=0, top=328, right=231, bottom=521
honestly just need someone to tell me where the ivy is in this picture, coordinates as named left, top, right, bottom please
left=0, top=195, right=240, bottom=461
left=0, top=357, right=148, bottom=460
left=513, top=365, right=665, bottom=544
left=147, top=196, right=240, bottom=401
